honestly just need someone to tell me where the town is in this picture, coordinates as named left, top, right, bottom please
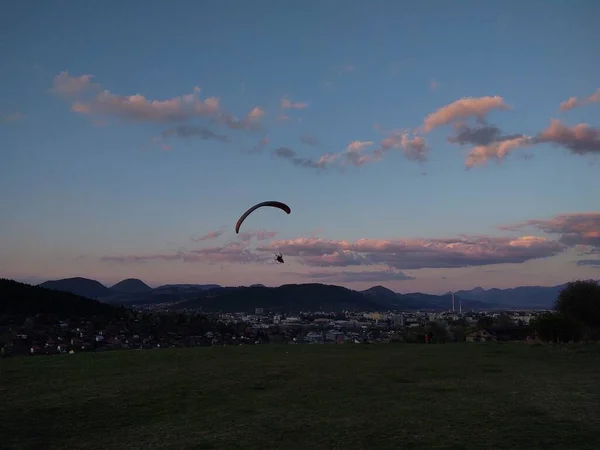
left=1, top=304, right=546, bottom=357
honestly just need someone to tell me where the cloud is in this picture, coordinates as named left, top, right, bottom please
left=50, top=71, right=96, bottom=97
left=559, top=88, right=600, bottom=112
left=294, top=269, right=415, bottom=283
left=247, top=106, right=265, bottom=120
left=280, top=96, right=308, bottom=110
left=500, top=212, right=600, bottom=249
left=256, top=234, right=566, bottom=270
left=277, top=114, right=291, bottom=122
left=422, top=96, right=510, bottom=132
left=101, top=241, right=271, bottom=266
left=249, top=135, right=270, bottom=154
left=576, top=259, right=600, bottom=267
left=340, top=65, right=356, bottom=73
left=273, top=147, right=332, bottom=170
left=101, top=212, right=595, bottom=271
left=380, top=132, right=428, bottom=162
left=430, top=80, right=439, bottom=91
left=465, top=136, right=534, bottom=168
left=300, top=134, right=319, bottom=147
left=161, top=125, right=230, bottom=143
left=52, top=71, right=272, bottom=132
left=212, top=107, right=265, bottom=132
left=0, top=111, right=23, bottom=123
left=192, top=227, right=226, bottom=243
left=535, top=119, right=600, bottom=155
left=238, top=230, right=278, bottom=242
left=449, top=119, right=600, bottom=168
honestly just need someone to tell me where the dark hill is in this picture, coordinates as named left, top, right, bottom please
left=0, top=278, right=125, bottom=318
left=39, top=277, right=112, bottom=299
left=454, top=283, right=568, bottom=308
left=176, top=283, right=385, bottom=313
left=173, top=283, right=495, bottom=313
left=110, top=278, right=152, bottom=294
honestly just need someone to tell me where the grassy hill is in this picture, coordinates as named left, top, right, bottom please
left=1, top=343, right=599, bottom=449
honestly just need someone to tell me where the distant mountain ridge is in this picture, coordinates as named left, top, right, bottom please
left=32, top=276, right=577, bottom=312
left=110, top=278, right=152, bottom=294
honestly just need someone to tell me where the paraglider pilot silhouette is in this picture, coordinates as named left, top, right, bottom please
left=235, top=201, right=291, bottom=265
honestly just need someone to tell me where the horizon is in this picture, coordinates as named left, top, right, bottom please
left=10, top=274, right=588, bottom=297
left=1, top=1, right=599, bottom=293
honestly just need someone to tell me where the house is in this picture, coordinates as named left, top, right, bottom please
left=465, top=328, right=498, bottom=342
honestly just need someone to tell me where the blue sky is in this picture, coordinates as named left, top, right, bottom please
left=1, top=0, right=599, bottom=293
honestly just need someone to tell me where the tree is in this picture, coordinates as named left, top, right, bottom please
left=554, top=280, right=600, bottom=340
left=532, top=312, right=582, bottom=343
left=477, top=316, right=494, bottom=328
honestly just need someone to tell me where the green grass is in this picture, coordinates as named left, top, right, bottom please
left=1, top=343, right=600, bottom=450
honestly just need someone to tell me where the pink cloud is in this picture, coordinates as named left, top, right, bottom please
left=380, top=132, right=428, bottom=162
left=280, top=96, right=308, bottom=110
left=99, top=212, right=598, bottom=273
left=559, top=88, right=600, bottom=111
left=192, top=227, right=226, bottom=243
left=247, top=106, right=265, bottom=120
left=49, top=71, right=272, bottom=131
left=500, top=212, right=600, bottom=249
left=535, top=119, right=600, bottom=155
left=465, top=136, right=533, bottom=168
left=422, top=96, right=510, bottom=132
left=256, top=234, right=566, bottom=270
left=50, top=71, right=96, bottom=97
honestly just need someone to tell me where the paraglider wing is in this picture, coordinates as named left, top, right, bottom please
left=235, top=201, right=291, bottom=234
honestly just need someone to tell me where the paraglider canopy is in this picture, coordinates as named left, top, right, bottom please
left=235, top=201, right=291, bottom=234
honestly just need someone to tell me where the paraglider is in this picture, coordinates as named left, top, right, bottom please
left=235, top=201, right=291, bottom=234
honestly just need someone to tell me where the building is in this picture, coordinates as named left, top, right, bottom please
left=465, top=328, right=498, bottom=342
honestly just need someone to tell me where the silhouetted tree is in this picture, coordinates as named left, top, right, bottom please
left=532, top=312, right=582, bottom=343
left=554, top=280, right=600, bottom=340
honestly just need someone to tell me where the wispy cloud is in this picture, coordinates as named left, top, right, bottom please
left=300, top=134, right=319, bottom=147
left=238, top=229, right=278, bottom=242
left=430, top=80, right=439, bottom=91
left=0, top=111, right=24, bottom=124
left=280, top=96, right=308, bottom=110
left=292, top=269, right=415, bottom=283
left=559, top=88, right=600, bottom=112
left=248, top=135, right=270, bottom=154
left=161, top=125, right=230, bottom=143
left=272, top=147, right=332, bottom=170
left=191, top=227, right=226, bottom=243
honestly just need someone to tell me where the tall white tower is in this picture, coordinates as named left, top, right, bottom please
left=452, top=292, right=455, bottom=312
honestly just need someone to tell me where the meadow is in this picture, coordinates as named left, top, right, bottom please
left=1, top=343, right=599, bottom=450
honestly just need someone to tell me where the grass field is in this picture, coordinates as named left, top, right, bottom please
left=1, top=343, right=600, bottom=450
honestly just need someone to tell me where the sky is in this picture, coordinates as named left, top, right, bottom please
left=1, top=0, right=599, bottom=294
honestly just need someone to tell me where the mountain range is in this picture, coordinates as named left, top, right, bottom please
left=33, top=276, right=572, bottom=312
